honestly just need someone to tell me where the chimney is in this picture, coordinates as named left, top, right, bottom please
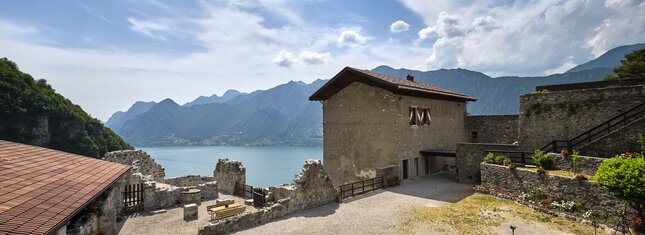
left=406, top=74, right=415, bottom=82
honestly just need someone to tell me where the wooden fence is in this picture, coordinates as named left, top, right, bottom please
left=338, top=176, right=385, bottom=199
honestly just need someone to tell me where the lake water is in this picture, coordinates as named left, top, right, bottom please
left=139, top=146, right=323, bottom=188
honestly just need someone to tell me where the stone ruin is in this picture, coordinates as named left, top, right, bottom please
left=199, top=159, right=338, bottom=235
left=104, top=150, right=218, bottom=211
left=213, top=159, right=246, bottom=194
left=104, top=150, right=166, bottom=182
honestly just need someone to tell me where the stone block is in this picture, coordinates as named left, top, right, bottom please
left=183, top=203, right=198, bottom=221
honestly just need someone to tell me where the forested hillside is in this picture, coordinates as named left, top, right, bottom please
left=0, top=58, right=132, bottom=157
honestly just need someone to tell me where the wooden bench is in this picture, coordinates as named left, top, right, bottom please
left=207, top=203, right=245, bottom=220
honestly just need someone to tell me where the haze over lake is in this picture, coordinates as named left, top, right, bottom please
left=139, top=146, right=323, bottom=188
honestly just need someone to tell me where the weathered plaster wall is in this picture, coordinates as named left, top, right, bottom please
left=518, top=85, right=645, bottom=152
left=322, top=80, right=469, bottom=185
left=322, top=82, right=398, bottom=185
left=213, top=159, right=245, bottom=194
left=199, top=160, right=337, bottom=235
left=394, top=93, right=468, bottom=180
left=466, top=115, right=519, bottom=144
left=165, top=175, right=215, bottom=187
left=456, top=143, right=518, bottom=183
left=104, top=150, right=165, bottom=182
left=481, top=163, right=622, bottom=216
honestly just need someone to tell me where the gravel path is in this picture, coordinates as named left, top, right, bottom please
left=118, top=193, right=255, bottom=235
left=236, top=174, right=474, bottom=235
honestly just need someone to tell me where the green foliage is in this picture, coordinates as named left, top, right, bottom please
left=594, top=155, right=645, bottom=232
left=494, top=155, right=511, bottom=166
left=603, top=48, right=645, bottom=80
left=571, top=150, right=580, bottom=174
left=532, top=89, right=550, bottom=94
left=528, top=187, right=546, bottom=201
left=532, top=150, right=553, bottom=170
left=483, top=152, right=495, bottom=164
left=290, top=174, right=300, bottom=186
left=638, top=133, right=645, bottom=155
left=0, top=58, right=132, bottom=157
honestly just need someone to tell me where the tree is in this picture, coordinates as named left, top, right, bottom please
left=604, top=48, right=645, bottom=80
left=594, top=155, right=645, bottom=233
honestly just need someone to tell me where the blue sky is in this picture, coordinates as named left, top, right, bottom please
left=1, top=0, right=644, bottom=120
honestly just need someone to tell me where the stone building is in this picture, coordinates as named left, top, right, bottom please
left=0, top=140, right=131, bottom=235
left=309, top=67, right=476, bottom=185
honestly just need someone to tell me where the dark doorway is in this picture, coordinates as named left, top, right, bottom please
left=414, top=157, right=419, bottom=177
left=402, top=159, right=409, bottom=180
left=425, top=156, right=429, bottom=175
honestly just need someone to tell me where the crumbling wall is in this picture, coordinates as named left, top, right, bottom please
left=165, top=175, right=215, bottom=187
left=213, top=159, right=245, bottom=194
left=199, top=160, right=337, bottom=235
left=104, top=150, right=165, bottom=182
left=142, top=181, right=218, bottom=211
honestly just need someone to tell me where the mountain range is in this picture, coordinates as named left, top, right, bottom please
left=106, top=43, right=645, bottom=147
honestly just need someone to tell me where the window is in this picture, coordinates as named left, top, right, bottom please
left=409, top=107, right=431, bottom=126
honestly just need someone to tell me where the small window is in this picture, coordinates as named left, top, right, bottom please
left=409, top=107, right=418, bottom=126
left=410, top=107, right=432, bottom=126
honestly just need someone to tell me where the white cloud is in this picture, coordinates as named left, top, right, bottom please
left=400, top=0, right=645, bottom=76
left=418, top=27, right=436, bottom=41
left=273, top=50, right=332, bottom=67
left=337, top=30, right=367, bottom=46
left=297, top=51, right=331, bottom=65
left=273, top=50, right=296, bottom=67
left=127, top=17, right=171, bottom=40
left=390, top=20, right=410, bottom=32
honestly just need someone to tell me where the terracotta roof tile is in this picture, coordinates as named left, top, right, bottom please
left=310, top=66, right=476, bottom=101
left=0, top=140, right=130, bottom=235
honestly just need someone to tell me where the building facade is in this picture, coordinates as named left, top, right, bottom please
left=310, top=67, right=476, bottom=185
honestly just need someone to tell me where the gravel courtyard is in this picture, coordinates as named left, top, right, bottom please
left=119, top=174, right=603, bottom=235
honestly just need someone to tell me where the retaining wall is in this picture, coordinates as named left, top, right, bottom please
left=456, top=143, right=518, bottom=183
left=480, top=163, right=621, bottom=215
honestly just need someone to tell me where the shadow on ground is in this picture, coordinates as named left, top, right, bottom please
left=386, top=173, right=474, bottom=203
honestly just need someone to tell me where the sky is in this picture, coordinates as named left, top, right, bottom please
left=1, top=0, right=644, bottom=121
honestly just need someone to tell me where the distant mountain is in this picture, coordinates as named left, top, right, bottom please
left=111, top=80, right=326, bottom=147
left=105, top=101, right=156, bottom=133
left=567, top=43, right=645, bottom=73
left=184, top=89, right=244, bottom=107
left=107, top=43, right=643, bottom=147
left=372, top=67, right=612, bottom=115
left=0, top=58, right=132, bottom=157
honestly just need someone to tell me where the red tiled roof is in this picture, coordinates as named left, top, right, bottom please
left=309, top=67, right=476, bottom=101
left=0, top=140, right=130, bottom=235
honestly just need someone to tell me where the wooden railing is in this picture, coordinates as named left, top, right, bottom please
left=338, top=176, right=385, bottom=199
left=233, top=181, right=266, bottom=207
left=540, top=101, right=645, bottom=154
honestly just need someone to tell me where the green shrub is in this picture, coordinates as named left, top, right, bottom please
left=571, top=150, right=580, bottom=174
left=528, top=187, right=545, bottom=201
left=595, top=155, right=645, bottom=232
left=495, top=155, right=511, bottom=165
left=502, top=158, right=513, bottom=166
left=483, top=152, right=495, bottom=164
left=533, top=150, right=553, bottom=170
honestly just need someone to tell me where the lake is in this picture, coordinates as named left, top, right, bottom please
left=139, top=146, right=323, bottom=188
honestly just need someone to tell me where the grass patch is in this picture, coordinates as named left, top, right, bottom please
left=518, top=167, right=594, bottom=180
left=398, top=194, right=605, bottom=235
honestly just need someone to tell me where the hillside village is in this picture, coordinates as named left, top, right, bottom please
left=1, top=46, right=644, bottom=235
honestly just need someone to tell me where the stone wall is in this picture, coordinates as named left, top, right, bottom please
left=143, top=181, right=218, bottom=211
left=518, top=85, right=645, bottom=152
left=481, top=163, right=622, bottom=215
left=578, top=116, right=645, bottom=157
left=466, top=115, right=519, bottom=144
left=198, top=160, right=337, bottom=235
left=456, top=143, right=518, bottom=183
left=213, top=159, right=245, bottom=194
left=549, top=153, right=605, bottom=176
left=104, top=150, right=165, bottom=182
left=165, top=175, right=216, bottom=187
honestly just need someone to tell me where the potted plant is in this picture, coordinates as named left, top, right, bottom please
left=508, top=163, right=517, bottom=170
left=561, top=149, right=570, bottom=157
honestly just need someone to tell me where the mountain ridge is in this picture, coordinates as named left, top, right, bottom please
left=107, top=43, right=642, bottom=147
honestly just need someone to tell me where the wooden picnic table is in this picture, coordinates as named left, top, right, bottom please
left=207, top=203, right=245, bottom=220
